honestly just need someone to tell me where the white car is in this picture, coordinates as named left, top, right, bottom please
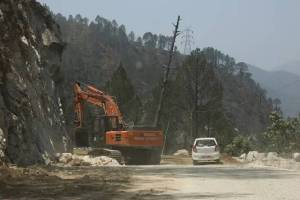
left=192, top=137, right=220, bottom=165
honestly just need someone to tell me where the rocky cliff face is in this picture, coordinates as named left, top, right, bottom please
left=0, top=0, right=69, bottom=165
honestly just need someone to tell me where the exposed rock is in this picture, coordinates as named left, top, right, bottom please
left=58, top=153, right=72, bottom=164
left=266, top=152, right=279, bottom=161
left=293, top=153, right=300, bottom=162
left=42, top=28, right=60, bottom=46
left=0, top=0, right=70, bottom=165
left=256, top=153, right=266, bottom=160
left=246, top=151, right=259, bottom=162
left=0, top=9, right=4, bottom=22
left=0, top=128, right=6, bottom=163
left=239, top=153, right=246, bottom=160
left=173, top=149, right=189, bottom=157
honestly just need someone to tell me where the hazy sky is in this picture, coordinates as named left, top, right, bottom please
left=38, top=0, right=300, bottom=70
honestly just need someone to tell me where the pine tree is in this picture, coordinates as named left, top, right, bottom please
left=105, top=63, right=143, bottom=123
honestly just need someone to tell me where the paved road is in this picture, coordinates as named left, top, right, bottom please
left=123, top=164, right=300, bottom=200
left=1, top=164, right=300, bottom=200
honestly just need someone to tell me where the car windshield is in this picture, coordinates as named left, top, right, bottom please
left=196, top=140, right=216, bottom=147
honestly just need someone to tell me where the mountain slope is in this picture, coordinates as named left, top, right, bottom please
left=248, top=65, right=300, bottom=116
left=276, top=61, right=300, bottom=76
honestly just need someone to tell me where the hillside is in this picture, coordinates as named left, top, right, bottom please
left=0, top=1, right=277, bottom=165
left=51, top=13, right=273, bottom=152
left=248, top=65, right=300, bottom=117
left=276, top=61, right=300, bottom=76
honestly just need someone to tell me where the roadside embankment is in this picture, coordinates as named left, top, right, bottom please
left=236, top=151, right=300, bottom=170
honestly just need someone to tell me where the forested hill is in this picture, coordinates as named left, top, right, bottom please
left=52, top=13, right=273, bottom=152
left=249, top=65, right=300, bottom=117
left=54, top=14, right=180, bottom=95
left=53, top=13, right=183, bottom=130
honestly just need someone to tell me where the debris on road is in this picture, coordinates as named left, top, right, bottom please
left=55, top=153, right=120, bottom=167
left=173, top=149, right=189, bottom=157
left=237, top=151, right=300, bottom=170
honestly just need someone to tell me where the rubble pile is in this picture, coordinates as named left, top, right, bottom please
left=56, top=153, right=120, bottom=167
left=173, top=149, right=189, bottom=157
left=293, top=153, right=300, bottom=162
left=238, top=151, right=300, bottom=170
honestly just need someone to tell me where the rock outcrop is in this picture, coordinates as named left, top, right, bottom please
left=0, top=0, right=70, bottom=165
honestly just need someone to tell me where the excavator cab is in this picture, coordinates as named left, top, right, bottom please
left=75, top=115, right=123, bottom=147
left=100, top=115, right=123, bottom=132
left=92, top=115, right=123, bottom=145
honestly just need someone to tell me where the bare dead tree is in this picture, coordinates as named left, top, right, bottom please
left=154, top=15, right=181, bottom=127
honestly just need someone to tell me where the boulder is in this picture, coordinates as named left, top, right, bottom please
left=81, top=156, right=119, bottom=166
left=246, top=151, right=259, bottom=162
left=239, top=153, right=246, bottom=160
left=266, top=152, right=279, bottom=161
left=256, top=153, right=266, bottom=161
left=293, top=153, right=300, bottom=162
left=69, top=157, right=90, bottom=167
left=58, top=153, right=73, bottom=164
left=173, top=149, right=189, bottom=156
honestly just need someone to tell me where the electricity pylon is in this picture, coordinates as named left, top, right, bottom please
left=181, top=27, right=194, bottom=55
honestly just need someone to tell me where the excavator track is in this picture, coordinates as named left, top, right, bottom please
left=119, top=148, right=162, bottom=165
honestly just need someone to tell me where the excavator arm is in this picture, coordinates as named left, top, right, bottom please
left=73, top=82, right=124, bottom=128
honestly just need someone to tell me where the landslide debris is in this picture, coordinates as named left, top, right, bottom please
left=238, top=151, right=300, bottom=170
left=0, top=0, right=70, bottom=165
left=173, top=149, right=189, bottom=157
left=55, top=153, right=120, bottom=167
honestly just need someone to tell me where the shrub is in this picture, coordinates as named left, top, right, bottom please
left=224, top=136, right=251, bottom=156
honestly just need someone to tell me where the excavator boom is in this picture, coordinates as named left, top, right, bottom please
left=74, top=82, right=123, bottom=128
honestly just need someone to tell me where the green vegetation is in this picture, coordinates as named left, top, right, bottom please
left=260, top=112, right=300, bottom=153
left=105, top=63, right=143, bottom=124
left=224, top=136, right=251, bottom=156
left=144, top=48, right=272, bottom=152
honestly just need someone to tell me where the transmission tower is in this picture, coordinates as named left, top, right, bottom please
left=181, top=27, right=194, bottom=55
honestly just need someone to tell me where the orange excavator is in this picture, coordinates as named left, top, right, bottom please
left=73, top=82, right=163, bottom=164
